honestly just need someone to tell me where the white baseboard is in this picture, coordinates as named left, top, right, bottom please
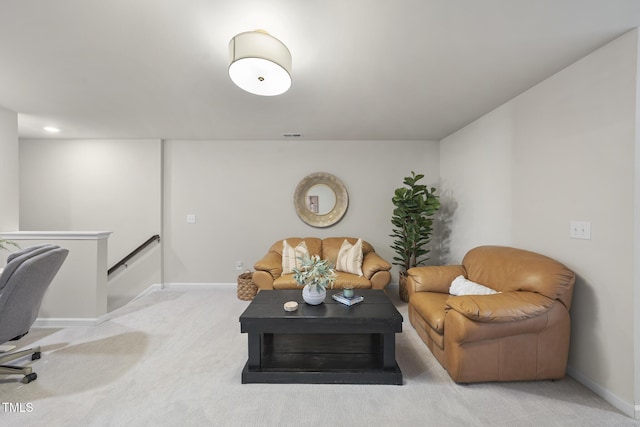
left=130, top=283, right=235, bottom=302
left=131, top=283, right=163, bottom=301
left=566, top=365, right=637, bottom=419
left=33, top=314, right=110, bottom=328
left=134, top=283, right=236, bottom=299
left=32, top=283, right=236, bottom=328
left=161, top=282, right=235, bottom=289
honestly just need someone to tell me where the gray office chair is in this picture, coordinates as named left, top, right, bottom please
left=0, top=244, right=68, bottom=383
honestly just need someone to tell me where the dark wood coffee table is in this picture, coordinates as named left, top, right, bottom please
left=239, top=289, right=403, bottom=385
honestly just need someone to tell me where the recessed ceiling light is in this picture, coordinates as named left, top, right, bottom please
left=43, top=126, right=60, bottom=133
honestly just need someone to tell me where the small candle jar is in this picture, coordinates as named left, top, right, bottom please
left=343, top=288, right=355, bottom=299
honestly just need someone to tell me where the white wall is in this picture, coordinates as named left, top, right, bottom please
left=512, top=30, right=637, bottom=412
left=440, top=29, right=639, bottom=416
left=0, top=105, right=19, bottom=232
left=635, top=28, right=640, bottom=417
left=439, top=104, right=513, bottom=263
left=18, top=138, right=438, bottom=295
left=19, top=139, right=162, bottom=265
left=162, top=139, right=439, bottom=283
left=0, top=232, right=111, bottom=325
left=19, top=139, right=162, bottom=308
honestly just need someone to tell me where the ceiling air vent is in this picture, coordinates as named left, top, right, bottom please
left=283, top=133, right=303, bottom=138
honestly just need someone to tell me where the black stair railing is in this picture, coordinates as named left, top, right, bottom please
left=108, top=234, right=160, bottom=276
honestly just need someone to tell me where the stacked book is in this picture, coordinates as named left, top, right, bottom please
left=332, top=292, right=364, bottom=306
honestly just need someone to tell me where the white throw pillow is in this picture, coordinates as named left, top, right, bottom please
left=449, top=275, right=499, bottom=296
left=336, top=238, right=363, bottom=276
left=282, top=240, right=309, bottom=274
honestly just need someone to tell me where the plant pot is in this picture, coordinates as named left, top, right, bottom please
left=302, top=284, right=326, bottom=305
left=342, top=287, right=355, bottom=298
left=399, top=271, right=409, bottom=303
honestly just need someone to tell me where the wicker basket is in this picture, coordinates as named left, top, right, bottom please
left=237, top=271, right=258, bottom=301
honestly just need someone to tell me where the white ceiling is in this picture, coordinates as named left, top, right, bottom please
left=1, top=0, right=639, bottom=141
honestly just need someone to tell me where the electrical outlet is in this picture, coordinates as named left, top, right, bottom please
left=235, top=260, right=243, bottom=271
left=186, top=214, right=196, bottom=224
left=570, top=221, right=591, bottom=240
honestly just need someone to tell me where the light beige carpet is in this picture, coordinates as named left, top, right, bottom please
left=0, top=285, right=637, bottom=427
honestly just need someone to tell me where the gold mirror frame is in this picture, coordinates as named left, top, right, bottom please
left=294, top=172, right=349, bottom=228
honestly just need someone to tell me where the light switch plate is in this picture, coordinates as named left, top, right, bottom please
left=570, top=221, right=591, bottom=239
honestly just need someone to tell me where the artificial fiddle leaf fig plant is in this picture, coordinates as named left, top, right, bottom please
left=390, top=171, right=440, bottom=302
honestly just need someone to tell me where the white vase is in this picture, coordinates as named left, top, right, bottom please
left=302, top=284, right=326, bottom=305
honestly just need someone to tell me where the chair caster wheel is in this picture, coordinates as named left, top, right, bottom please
left=32, top=351, right=41, bottom=360
left=22, top=373, right=37, bottom=384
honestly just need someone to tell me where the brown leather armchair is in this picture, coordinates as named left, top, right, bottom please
left=407, top=245, right=575, bottom=383
left=253, top=237, right=392, bottom=290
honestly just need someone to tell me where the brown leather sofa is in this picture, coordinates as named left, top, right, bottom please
left=407, top=245, right=575, bottom=383
left=253, top=237, right=392, bottom=290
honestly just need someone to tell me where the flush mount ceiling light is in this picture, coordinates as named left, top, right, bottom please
left=228, top=30, right=292, bottom=96
left=43, top=126, right=60, bottom=133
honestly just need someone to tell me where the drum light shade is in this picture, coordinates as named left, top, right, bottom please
left=228, top=30, right=292, bottom=96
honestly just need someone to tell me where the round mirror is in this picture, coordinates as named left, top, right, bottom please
left=306, top=184, right=336, bottom=215
left=294, top=172, right=348, bottom=228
